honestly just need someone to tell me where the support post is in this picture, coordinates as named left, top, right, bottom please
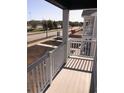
left=67, top=38, right=70, bottom=57
left=63, top=9, right=69, bottom=63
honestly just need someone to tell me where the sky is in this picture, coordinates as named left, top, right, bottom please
left=27, top=0, right=83, bottom=22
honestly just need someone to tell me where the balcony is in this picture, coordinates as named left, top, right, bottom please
left=28, top=1, right=96, bottom=93
left=27, top=37, right=96, bottom=93
left=46, top=57, right=93, bottom=93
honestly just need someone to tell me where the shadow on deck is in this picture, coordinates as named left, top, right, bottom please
left=45, top=57, right=94, bottom=93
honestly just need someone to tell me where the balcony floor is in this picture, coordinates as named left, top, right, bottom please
left=45, top=57, right=93, bottom=93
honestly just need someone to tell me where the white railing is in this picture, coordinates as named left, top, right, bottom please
left=49, top=43, right=65, bottom=79
left=68, top=38, right=81, bottom=56
left=27, top=43, right=66, bottom=93
left=27, top=52, right=50, bottom=93
left=68, top=38, right=96, bottom=58
left=80, top=40, right=96, bottom=58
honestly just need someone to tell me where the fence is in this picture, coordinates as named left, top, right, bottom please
left=27, top=43, right=66, bottom=93
left=27, top=52, right=50, bottom=93
left=68, top=38, right=96, bottom=58
left=49, top=43, right=65, bottom=79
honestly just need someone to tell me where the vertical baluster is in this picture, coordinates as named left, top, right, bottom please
left=91, top=41, right=93, bottom=57
left=93, top=41, right=96, bottom=57
left=89, top=41, right=91, bottom=56
left=53, top=52, right=55, bottom=77
left=76, top=41, right=78, bottom=48
left=52, top=53, right=54, bottom=78
left=72, top=42, right=73, bottom=49
left=48, top=53, right=51, bottom=84
left=89, top=41, right=92, bottom=56
left=90, top=41, right=91, bottom=56
left=72, top=42, right=73, bottom=55
left=32, top=69, right=37, bottom=93
left=45, top=60, right=47, bottom=86
left=42, top=61, right=45, bottom=87
left=46, top=57, right=49, bottom=84
left=75, top=42, right=76, bottom=49
left=39, top=63, right=43, bottom=90
left=27, top=72, right=33, bottom=93
left=85, top=41, right=86, bottom=56
left=36, top=66, right=40, bottom=93
left=76, top=42, right=78, bottom=55
left=45, top=59, right=47, bottom=85
left=70, top=40, right=72, bottom=55
left=43, top=60, right=46, bottom=86
left=86, top=41, right=88, bottom=56
left=77, top=41, right=78, bottom=48
left=84, top=41, right=86, bottom=55
left=85, top=41, right=87, bottom=56
left=73, top=42, right=75, bottom=48
left=75, top=41, right=76, bottom=48
left=88, top=41, right=89, bottom=56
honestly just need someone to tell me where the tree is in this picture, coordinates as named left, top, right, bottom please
left=47, top=20, right=53, bottom=30
left=42, top=20, right=48, bottom=30
left=53, top=21, right=57, bottom=29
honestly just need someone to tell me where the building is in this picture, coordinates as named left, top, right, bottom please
left=57, top=24, right=62, bottom=28
left=27, top=24, right=32, bottom=29
left=36, top=24, right=43, bottom=29
left=27, top=0, right=97, bottom=93
left=81, top=9, right=97, bottom=56
left=82, top=9, right=97, bottom=39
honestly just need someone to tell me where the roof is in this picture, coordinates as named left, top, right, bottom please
left=45, top=0, right=97, bottom=10
left=82, top=9, right=97, bottom=16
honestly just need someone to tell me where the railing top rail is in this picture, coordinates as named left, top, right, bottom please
left=69, top=38, right=96, bottom=42
left=27, top=51, right=49, bottom=72
left=69, top=38, right=82, bottom=41
left=49, top=42, right=65, bottom=54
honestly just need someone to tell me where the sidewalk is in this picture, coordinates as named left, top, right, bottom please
left=27, top=35, right=57, bottom=47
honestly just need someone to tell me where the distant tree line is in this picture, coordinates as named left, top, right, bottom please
left=27, top=20, right=83, bottom=32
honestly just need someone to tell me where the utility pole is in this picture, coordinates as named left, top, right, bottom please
left=28, top=12, right=32, bottom=20
left=46, top=21, right=48, bottom=38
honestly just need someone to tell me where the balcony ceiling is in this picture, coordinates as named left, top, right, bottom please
left=45, top=0, right=97, bottom=10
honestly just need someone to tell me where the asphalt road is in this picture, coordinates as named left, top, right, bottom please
left=27, top=29, right=63, bottom=42
left=27, top=27, right=80, bottom=43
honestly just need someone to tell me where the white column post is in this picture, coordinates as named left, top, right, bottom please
left=92, top=16, right=97, bottom=39
left=63, top=9, right=69, bottom=63
left=90, top=15, right=97, bottom=57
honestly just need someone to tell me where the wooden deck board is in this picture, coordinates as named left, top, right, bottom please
left=75, top=59, right=81, bottom=69
left=81, top=59, right=86, bottom=70
left=65, top=58, right=93, bottom=72
left=71, top=59, right=78, bottom=69
left=45, top=69, right=91, bottom=93
left=64, top=58, right=71, bottom=67
left=78, top=59, right=84, bottom=70
left=45, top=58, right=93, bottom=93
left=84, top=60, right=89, bottom=71
left=66, top=58, right=74, bottom=68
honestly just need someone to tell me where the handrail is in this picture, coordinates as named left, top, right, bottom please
left=49, top=42, right=65, bottom=79
left=50, top=42, right=65, bottom=53
left=27, top=51, right=50, bottom=93
left=27, top=42, right=66, bottom=93
left=27, top=51, right=49, bottom=72
left=68, top=38, right=96, bottom=58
